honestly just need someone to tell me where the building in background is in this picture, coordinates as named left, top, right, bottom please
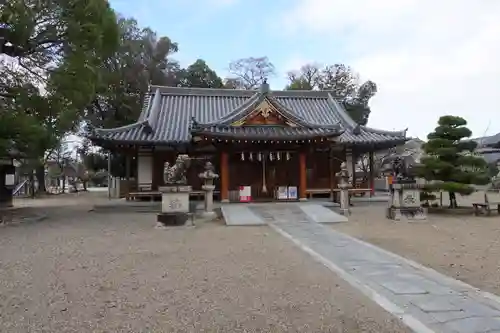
left=89, top=82, right=407, bottom=201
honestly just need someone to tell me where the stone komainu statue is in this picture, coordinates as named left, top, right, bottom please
left=163, top=154, right=191, bottom=184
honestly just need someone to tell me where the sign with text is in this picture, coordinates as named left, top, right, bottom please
left=161, top=192, right=189, bottom=213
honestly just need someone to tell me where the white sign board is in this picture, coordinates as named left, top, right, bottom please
left=287, top=186, right=298, bottom=199
left=5, top=174, right=15, bottom=186
left=277, top=186, right=288, bottom=200
left=239, top=186, right=251, bottom=202
left=161, top=192, right=189, bottom=213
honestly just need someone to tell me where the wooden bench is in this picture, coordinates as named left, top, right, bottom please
left=306, top=188, right=372, bottom=201
left=306, top=188, right=332, bottom=199
left=127, top=191, right=161, bottom=201
left=349, top=188, right=371, bottom=197
left=472, top=191, right=500, bottom=216
left=127, top=190, right=220, bottom=201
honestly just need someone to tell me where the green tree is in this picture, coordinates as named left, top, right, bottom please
left=0, top=0, right=119, bottom=191
left=417, top=116, right=490, bottom=208
left=179, top=59, right=223, bottom=88
left=83, top=17, right=180, bottom=130
left=343, top=80, right=377, bottom=126
left=286, top=78, right=314, bottom=90
left=285, top=63, right=374, bottom=125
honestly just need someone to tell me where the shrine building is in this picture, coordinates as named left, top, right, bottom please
left=89, top=82, right=407, bottom=202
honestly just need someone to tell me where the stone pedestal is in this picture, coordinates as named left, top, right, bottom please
left=201, top=184, right=216, bottom=218
left=387, top=181, right=427, bottom=221
left=339, top=185, right=351, bottom=216
left=156, top=185, right=192, bottom=227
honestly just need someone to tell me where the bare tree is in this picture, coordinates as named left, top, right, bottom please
left=222, top=77, right=245, bottom=89
left=228, top=57, right=276, bottom=90
left=286, top=64, right=321, bottom=90
left=285, top=63, right=360, bottom=99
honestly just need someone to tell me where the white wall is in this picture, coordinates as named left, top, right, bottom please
left=137, top=154, right=152, bottom=186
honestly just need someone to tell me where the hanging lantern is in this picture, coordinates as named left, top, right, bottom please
left=269, top=152, right=274, bottom=161
left=277, top=152, right=281, bottom=160
left=249, top=152, right=253, bottom=161
left=286, top=152, right=290, bottom=160
left=258, top=152, right=262, bottom=161
left=240, top=152, right=245, bottom=161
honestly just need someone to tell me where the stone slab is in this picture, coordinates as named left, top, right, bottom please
left=263, top=211, right=500, bottom=332
left=409, top=295, right=463, bottom=313
left=379, top=280, right=429, bottom=295
left=299, top=204, right=348, bottom=223
left=221, top=205, right=266, bottom=226
left=440, top=317, right=500, bottom=333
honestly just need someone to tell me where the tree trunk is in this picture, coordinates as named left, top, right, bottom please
left=29, top=173, right=35, bottom=198
left=62, top=177, right=66, bottom=193
left=36, top=165, right=46, bottom=193
left=449, top=192, right=457, bottom=208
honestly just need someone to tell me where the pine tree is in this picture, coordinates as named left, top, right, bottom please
left=417, top=116, right=490, bottom=208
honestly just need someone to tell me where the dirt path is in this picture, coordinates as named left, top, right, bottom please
left=332, top=203, right=500, bottom=296
left=0, top=207, right=409, bottom=332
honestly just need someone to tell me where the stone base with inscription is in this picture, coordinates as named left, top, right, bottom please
left=156, top=185, right=192, bottom=227
left=387, top=181, right=427, bottom=221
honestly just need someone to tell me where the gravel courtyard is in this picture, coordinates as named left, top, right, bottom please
left=332, top=203, right=500, bottom=296
left=0, top=203, right=409, bottom=333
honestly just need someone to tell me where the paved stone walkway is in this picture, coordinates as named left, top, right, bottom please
left=251, top=204, right=500, bottom=333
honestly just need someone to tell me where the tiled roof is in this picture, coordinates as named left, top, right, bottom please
left=473, top=133, right=500, bottom=148
left=91, top=85, right=407, bottom=146
left=192, top=125, right=341, bottom=140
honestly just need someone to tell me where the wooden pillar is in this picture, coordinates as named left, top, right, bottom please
left=329, top=148, right=335, bottom=201
left=220, top=151, right=229, bottom=202
left=125, top=153, right=131, bottom=196
left=125, top=154, right=131, bottom=181
left=107, top=150, right=112, bottom=200
left=369, top=150, right=375, bottom=197
left=350, top=151, right=356, bottom=187
left=299, top=151, right=307, bottom=200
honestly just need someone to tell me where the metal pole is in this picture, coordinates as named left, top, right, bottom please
left=107, top=150, right=111, bottom=200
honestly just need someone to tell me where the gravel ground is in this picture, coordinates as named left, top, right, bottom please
left=332, top=203, right=500, bottom=296
left=0, top=204, right=409, bottom=333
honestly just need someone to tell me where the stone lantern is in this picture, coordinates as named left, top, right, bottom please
left=198, top=161, right=219, bottom=217
left=336, top=162, right=351, bottom=216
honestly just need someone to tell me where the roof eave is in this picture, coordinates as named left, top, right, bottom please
left=191, top=129, right=342, bottom=141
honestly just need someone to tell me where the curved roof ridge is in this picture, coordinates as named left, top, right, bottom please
left=326, top=93, right=358, bottom=129
left=146, top=88, right=163, bottom=131
left=94, top=120, right=149, bottom=134
left=138, top=91, right=152, bottom=121
left=149, top=85, right=256, bottom=97
left=361, top=125, right=407, bottom=137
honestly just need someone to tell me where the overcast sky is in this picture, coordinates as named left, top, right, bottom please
left=42, top=1, right=498, bottom=140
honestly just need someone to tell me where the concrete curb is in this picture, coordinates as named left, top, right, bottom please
left=269, top=223, right=436, bottom=333
left=326, top=228, right=500, bottom=310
